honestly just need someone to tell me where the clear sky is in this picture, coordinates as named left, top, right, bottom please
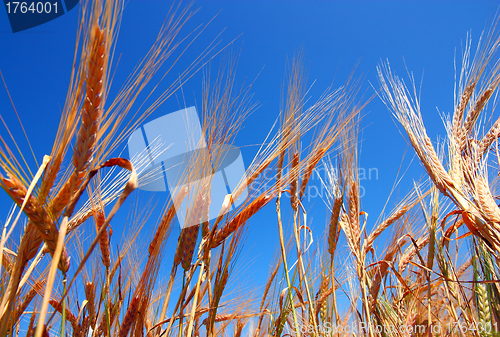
left=0, top=0, right=498, bottom=316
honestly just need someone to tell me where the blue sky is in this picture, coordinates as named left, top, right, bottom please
left=0, top=0, right=498, bottom=315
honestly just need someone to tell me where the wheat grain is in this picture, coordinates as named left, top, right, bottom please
left=476, top=282, right=492, bottom=336
left=22, top=224, right=43, bottom=263
left=315, top=288, right=333, bottom=321
left=314, top=276, right=330, bottom=316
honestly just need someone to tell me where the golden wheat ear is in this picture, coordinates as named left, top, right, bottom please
left=378, top=63, right=456, bottom=197
left=72, top=25, right=106, bottom=180
left=94, top=209, right=111, bottom=269
left=0, top=172, right=70, bottom=272
left=51, top=24, right=107, bottom=217
left=378, top=17, right=500, bottom=255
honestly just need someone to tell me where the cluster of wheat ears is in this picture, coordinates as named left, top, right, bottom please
left=2, top=1, right=500, bottom=336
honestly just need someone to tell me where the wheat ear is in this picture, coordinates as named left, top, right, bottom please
left=0, top=223, right=42, bottom=336
left=328, top=195, right=343, bottom=256
left=84, top=282, right=96, bottom=329
left=478, top=116, right=500, bottom=158
left=289, top=152, right=300, bottom=211
left=364, top=204, right=408, bottom=254
left=10, top=280, right=43, bottom=327
left=49, top=299, right=77, bottom=330
left=73, top=25, right=106, bottom=178
left=378, top=64, right=456, bottom=196
left=299, top=147, right=327, bottom=199
left=94, top=210, right=110, bottom=268
left=0, top=173, right=70, bottom=272
left=212, top=193, right=273, bottom=248
left=96, top=302, right=118, bottom=336
left=256, top=262, right=281, bottom=335
left=148, top=199, right=179, bottom=257
left=118, top=294, right=141, bottom=337
left=348, top=179, right=360, bottom=248
left=174, top=224, right=200, bottom=271
left=52, top=25, right=106, bottom=216
left=174, top=190, right=207, bottom=270
left=453, top=82, right=475, bottom=150
left=148, top=203, right=176, bottom=257
left=463, top=85, right=495, bottom=135
left=476, top=282, right=493, bottom=335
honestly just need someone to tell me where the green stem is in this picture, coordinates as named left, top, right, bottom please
left=60, top=276, right=66, bottom=336
left=276, top=194, right=301, bottom=336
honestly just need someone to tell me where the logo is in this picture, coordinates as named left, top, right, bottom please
left=3, top=1, right=79, bottom=33
left=127, top=106, right=248, bottom=229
